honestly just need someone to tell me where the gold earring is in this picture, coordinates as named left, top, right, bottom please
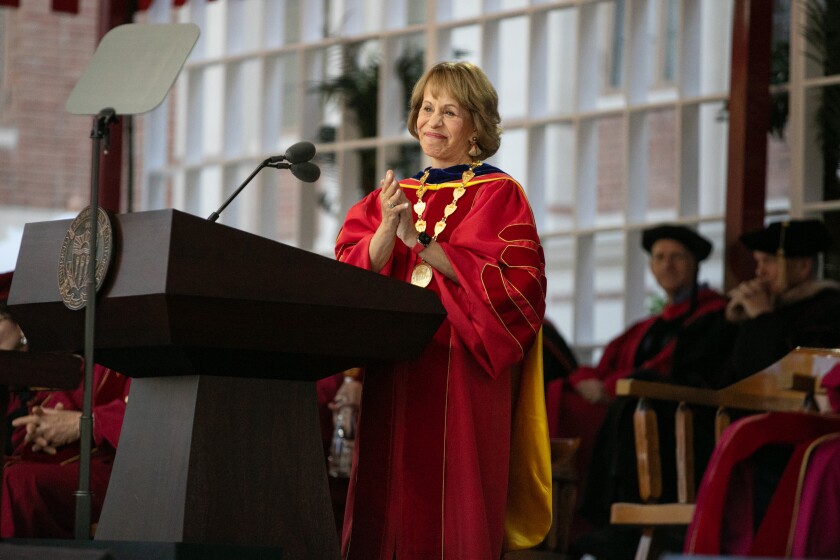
left=468, top=137, right=481, bottom=157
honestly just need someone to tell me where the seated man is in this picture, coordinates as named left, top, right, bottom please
left=0, top=272, right=131, bottom=538
left=723, top=218, right=840, bottom=383
left=545, top=225, right=726, bottom=493
left=681, top=218, right=840, bottom=557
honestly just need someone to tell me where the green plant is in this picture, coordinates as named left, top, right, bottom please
left=313, top=45, right=426, bottom=199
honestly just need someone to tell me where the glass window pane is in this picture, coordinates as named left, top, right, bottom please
left=596, top=115, right=626, bottom=227
left=766, top=131, right=791, bottom=211
left=382, top=35, right=425, bottom=137
left=499, top=0, right=528, bottom=11
left=263, top=52, right=302, bottom=153
left=544, top=235, right=576, bottom=341
left=386, top=142, right=423, bottom=184
left=282, top=0, right=302, bottom=45
left=695, top=0, right=733, bottom=95
left=205, top=1, right=226, bottom=58
left=646, top=108, right=678, bottom=221
left=661, top=0, right=680, bottom=83
left=227, top=0, right=263, bottom=53
left=802, top=0, right=840, bottom=80
left=543, top=123, right=577, bottom=232
left=326, top=0, right=346, bottom=36
left=408, top=1, right=426, bottom=25
left=697, top=101, right=729, bottom=216
left=363, top=0, right=386, bottom=33
left=493, top=128, right=528, bottom=191
left=607, top=0, right=626, bottom=92
left=312, top=41, right=382, bottom=141
left=544, top=8, right=578, bottom=116
left=578, top=1, right=627, bottom=111
left=801, top=84, right=840, bottom=205
left=594, top=230, right=626, bottom=344
left=447, top=25, right=481, bottom=62
left=203, top=64, right=225, bottom=158
left=496, top=16, right=529, bottom=120
left=451, top=0, right=482, bottom=21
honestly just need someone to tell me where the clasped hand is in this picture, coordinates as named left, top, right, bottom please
left=378, top=169, right=418, bottom=247
left=11, top=402, right=82, bottom=455
left=726, top=278, right=774, bottom=322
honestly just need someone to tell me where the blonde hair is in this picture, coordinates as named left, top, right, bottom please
left=406, top=61, right=502, bottom=159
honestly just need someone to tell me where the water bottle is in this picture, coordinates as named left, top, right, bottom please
left=328, top=403, right=357, bottom=478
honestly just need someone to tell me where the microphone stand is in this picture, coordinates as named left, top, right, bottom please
left=207, top=158, right=272, bottom=223
left=207, top=157, right=300, bottom=222
left=75, top=107, right=118, bottom=540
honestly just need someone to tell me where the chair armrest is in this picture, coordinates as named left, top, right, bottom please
left=615, top=379, right=718, bottom=407
left=615, top=378, right=811, bottom=412
left=610, top=503, right=695, bottom=526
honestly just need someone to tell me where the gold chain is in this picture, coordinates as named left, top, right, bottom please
left=413, top=161, right=481, bottom=239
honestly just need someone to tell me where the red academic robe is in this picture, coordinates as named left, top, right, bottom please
left=2, top=364, right=130, bottom=538
left=789, top=432, right=840, bottom=558
left=545, top=288, right=726, bottom=486
left=335, top=164, right=547, bottom=560
left=685, top=411, right=840, bottom=556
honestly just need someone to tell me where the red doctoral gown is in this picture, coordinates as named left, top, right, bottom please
left=2, top=364, right=130, bottom=538
left=545, top=288, right=726, bottom=478
left=335, top=164, right=548, bottom=559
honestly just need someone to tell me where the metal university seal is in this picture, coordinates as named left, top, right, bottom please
left=58, top=205, right=114, bottom=310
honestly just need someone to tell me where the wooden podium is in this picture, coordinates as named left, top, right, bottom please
left=8, top=209, right=447, bottom=559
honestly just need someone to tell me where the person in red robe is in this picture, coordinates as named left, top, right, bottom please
left=546, top=225, right=726, bottom=536
left=335, top=61, right=550, bottom=559
left=316, top=368, right=363, bottom=537
left=0, top=271, right=131, bottom=538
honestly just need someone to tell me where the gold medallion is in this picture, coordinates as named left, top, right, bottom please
left=411, top=262, right=433, bottom=288
left=58, top=205, right=114, bottom=310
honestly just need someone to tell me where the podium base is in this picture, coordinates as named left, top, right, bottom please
left=0, top=540, right=282, bottom=560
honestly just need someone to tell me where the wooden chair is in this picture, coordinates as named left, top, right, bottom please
left=609, top=347, right=840, bottom=560
left=503, top=437, right=580, bottom=560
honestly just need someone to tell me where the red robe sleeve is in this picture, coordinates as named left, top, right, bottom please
left=436, top=177, right=546, bottom=377
left=566, top=319, right=655, bottom=394
left=90, top=366, right=130, bottom=449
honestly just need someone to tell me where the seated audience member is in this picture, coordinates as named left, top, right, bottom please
left=545, top=225, right=726, bottom=494
left=577, top=219, right=840, bottom=559
left=678, top=219, right=840, bottom=558
left=316, top=368, right=362, bottom=536
left=0, top=272, right=131, bottom=538
left=723, top=218, right=840, bottom=383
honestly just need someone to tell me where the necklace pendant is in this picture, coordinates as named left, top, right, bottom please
left=411, top=262, right=434, bottom=287
left=415, top=219, right=426, bottom=232
left=413, top=201, right=426, bottom=215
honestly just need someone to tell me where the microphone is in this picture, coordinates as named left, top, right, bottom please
left=292, top=161, right=320, bottom=182
left=267, top=141, right=316, bottom=164
left=207, top=142, right=321, bottom=222
left=266, top=160, right=321, bottom=183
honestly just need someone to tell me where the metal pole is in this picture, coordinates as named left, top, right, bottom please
left=74, top=107, right=116, bottom=540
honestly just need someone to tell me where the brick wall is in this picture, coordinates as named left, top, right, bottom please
left=0, top=0, right=97, bottom=210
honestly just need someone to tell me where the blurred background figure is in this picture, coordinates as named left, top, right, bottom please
left=0, top=271, right=131, bottom=538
